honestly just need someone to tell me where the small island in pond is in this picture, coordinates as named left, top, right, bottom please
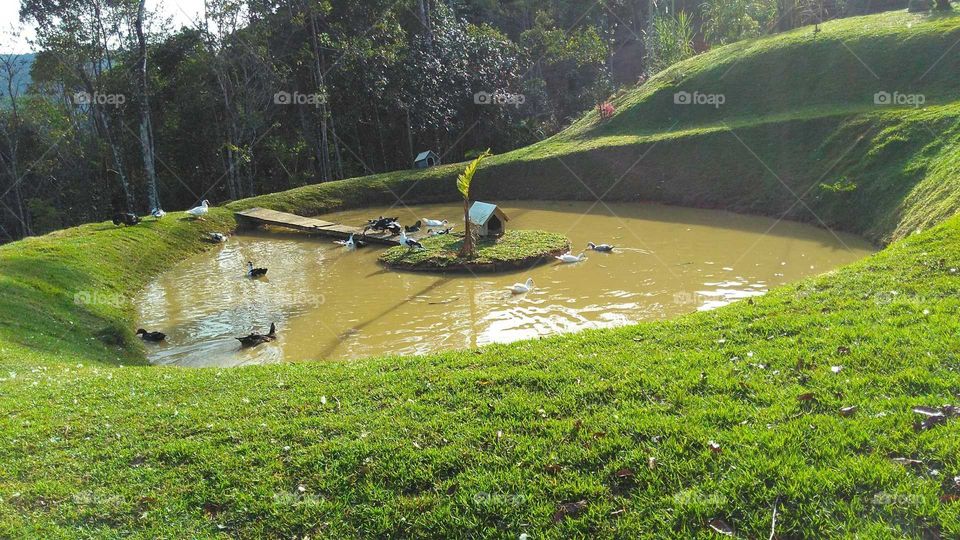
left=379, top=230, right=570, bottom=273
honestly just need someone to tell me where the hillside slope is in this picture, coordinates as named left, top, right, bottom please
left=1, top=10, right=960, bottom=538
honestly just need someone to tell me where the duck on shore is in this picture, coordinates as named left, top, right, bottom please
left=186, top=200, right=210, bottom=221
left=423, top=218, right=448, bottom=228
left=399, top=232, right=423, bottom=250
left=112, top=213, right=141, bottom=226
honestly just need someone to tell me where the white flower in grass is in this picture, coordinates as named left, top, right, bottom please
left=831, top=366, right=843, bottom=374
left=320, top=395, right=327, bottom=405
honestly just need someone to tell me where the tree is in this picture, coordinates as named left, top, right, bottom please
left=134, top=0, right=161, bottom=211
left=0, top=51, right=32, bottom=237
left=456, top=148, right=491, bottom=258
left=21, top=0, right=137, bottom=212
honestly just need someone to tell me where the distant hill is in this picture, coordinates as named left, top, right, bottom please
left=0, top=53, right=34, bottom=96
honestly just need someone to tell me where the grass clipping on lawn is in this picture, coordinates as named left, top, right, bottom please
left=379, top=229, right=570, bottom=271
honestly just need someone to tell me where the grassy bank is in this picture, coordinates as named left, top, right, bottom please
left=1, top=9, right=960, bottom=538
left=379, top=230, right=570, bottom=272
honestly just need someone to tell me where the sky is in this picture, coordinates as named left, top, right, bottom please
left=0, top=0, right=208, bottom=53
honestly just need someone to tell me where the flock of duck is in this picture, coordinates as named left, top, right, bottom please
left=127, top=206, right=617, bottom=351
left=507, top=242, right=614, bottom=295
left=118, top=199, right=279, bottom=349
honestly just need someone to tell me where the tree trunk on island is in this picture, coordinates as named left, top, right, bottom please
left=460, top=199, right=473, bottom=258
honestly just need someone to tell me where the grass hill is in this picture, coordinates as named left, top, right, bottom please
left=2, top=10, right=960, bottom=538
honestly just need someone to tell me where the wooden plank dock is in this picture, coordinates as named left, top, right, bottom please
left=235, top=207, right=424, bottom=246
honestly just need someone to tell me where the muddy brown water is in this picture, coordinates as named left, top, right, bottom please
left=137, top=201, right=874, bottom=366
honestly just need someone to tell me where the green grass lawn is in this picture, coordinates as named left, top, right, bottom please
left=2, top=9, right=960, bottom=538
left=379, top=230, right=570, bottom=271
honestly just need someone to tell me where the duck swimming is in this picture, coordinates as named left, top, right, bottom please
left=556, top=252, right=586, bottom=263
left=237, top=323, right=276, bottom=347
left=587, top=242, right=614, bottom=252
left=247, top=261, right=268, bottom=278
left=335, top=233, right=367, bottom=249
left=136, top=329, right=166, bottom=342
left=509, top=278, right=534, bottom=294
left=207, top=232, right=227, bottom=243
left=112, top=213, right=141, bottom=226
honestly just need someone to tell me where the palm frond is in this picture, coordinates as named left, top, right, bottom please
left=457, top=149, right=492, bottom=199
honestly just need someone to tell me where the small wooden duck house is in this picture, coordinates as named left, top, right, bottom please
left=469, top=201, right=508, bottom=237
left=414, top=150, right=440, bottom=169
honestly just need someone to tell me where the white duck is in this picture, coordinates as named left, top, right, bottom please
left=556, top=251, right=586, bottom=263
left=509, top=278, right=534, bottom=294
left=151, top=207, right=166, bottom=219
left=335, top=234, right=356, bottom=248
left=422, top=218, right=448, bottom=228
left=186, top=200, right=210, bottom=220
left=335, top=234, right=367, bottom=249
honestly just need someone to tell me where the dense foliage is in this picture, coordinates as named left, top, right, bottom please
left=0, top=0, right=913, bottom=242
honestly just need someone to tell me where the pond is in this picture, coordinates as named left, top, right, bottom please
left=137, top=201, right=875, bottom=367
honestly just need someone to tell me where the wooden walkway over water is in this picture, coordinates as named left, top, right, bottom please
left=235, top=207, right=424, bottom=246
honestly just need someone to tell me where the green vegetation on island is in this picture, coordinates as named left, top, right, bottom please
left=379, top=230, right=571, bottom=272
